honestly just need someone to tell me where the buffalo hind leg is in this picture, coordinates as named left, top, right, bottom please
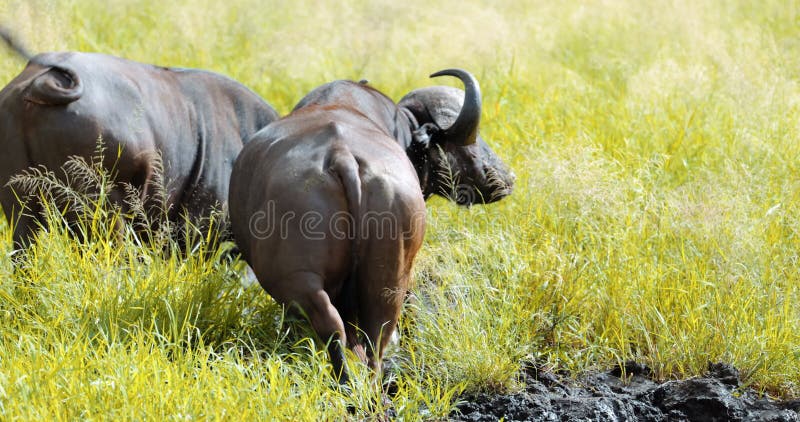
left=282, top=272, right=350, bottom=385
left=359, top=275, right=408, bottom=377
left=345, top=323, right=368, bottom=365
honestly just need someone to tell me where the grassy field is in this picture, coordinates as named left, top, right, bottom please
left=1, top=0, right=800, bottom=419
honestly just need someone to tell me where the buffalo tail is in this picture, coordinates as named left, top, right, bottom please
left=0, top=25, right=33, bottom=61
left=330, top=146, right=362, bottom=329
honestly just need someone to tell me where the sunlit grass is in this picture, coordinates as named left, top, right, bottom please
left=0, top=0, right=799, bottom=418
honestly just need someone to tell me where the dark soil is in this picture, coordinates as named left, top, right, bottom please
left=450, top=361, right=800, bottom=422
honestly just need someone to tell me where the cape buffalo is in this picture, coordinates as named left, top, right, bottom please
left=0, top=27, right=279, bottom=250
left=229, top=69, right=513, bottom=384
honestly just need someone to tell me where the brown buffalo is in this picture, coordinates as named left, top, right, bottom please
left=229, top=69, right=513, bottom=384
left=0, top=27, right=279, bottom=250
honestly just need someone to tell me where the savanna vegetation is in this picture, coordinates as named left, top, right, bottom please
left=1, top=0, right=799, bottom=419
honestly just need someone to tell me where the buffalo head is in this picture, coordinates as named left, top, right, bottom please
left=399, top=69, right=515, bottom=206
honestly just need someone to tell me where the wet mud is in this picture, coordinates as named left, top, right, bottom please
left=451, top=362, right=800, bottom=421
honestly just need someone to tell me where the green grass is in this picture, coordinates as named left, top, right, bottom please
left=1, top=0, right=800, bottom=419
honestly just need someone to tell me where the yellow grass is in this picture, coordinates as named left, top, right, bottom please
left=1, top=0, right=799, bottom=419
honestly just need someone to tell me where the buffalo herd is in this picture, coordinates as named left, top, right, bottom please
left=0, top=27, right=513, bottom=384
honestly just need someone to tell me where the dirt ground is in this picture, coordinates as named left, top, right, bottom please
left=450, top=361, right=800, bottom=421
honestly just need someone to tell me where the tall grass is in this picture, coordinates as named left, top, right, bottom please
left=0, top=0, right=799, bottom=418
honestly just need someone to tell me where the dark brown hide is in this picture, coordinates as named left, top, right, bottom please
left=0, top=52, right=279, bottom=249
left=230, top=106, right=425, bottom=383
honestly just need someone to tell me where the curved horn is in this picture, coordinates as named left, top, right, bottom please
left=430, top=68, right=482, bottom=146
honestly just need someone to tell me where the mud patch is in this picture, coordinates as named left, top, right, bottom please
left=451, top=362, right=800, bottom=421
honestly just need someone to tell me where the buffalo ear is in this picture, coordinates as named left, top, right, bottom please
left=407, top=122, right=439, bottom=193
left=410, top=123, right=439, bottom=149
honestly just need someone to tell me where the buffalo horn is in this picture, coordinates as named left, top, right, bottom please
left=430, top=68, right=481, bottom=146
